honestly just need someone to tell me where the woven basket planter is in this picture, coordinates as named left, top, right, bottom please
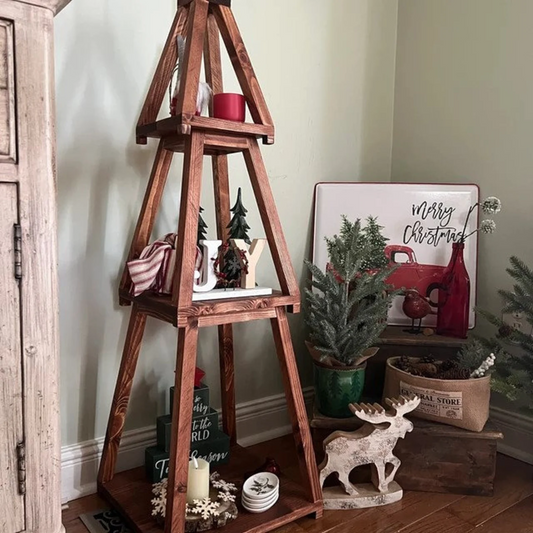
left=383, top=357, right=490, bottom=432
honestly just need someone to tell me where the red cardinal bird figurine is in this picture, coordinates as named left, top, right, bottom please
left=402, top=289, right=435, bottom=334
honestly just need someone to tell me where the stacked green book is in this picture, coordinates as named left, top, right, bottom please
left=145, top=383, right=231, bottom=482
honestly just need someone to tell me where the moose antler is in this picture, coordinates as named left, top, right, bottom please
left=385, top=395, right=420, bottom=417
left=349, top=402, right=391, bottom=425
left=349, top=395, right=420, bottom=425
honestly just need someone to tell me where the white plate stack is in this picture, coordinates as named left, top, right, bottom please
left=241, top=472, right=280, bottom=514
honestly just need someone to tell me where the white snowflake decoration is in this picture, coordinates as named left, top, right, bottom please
left=151, top=479, right=168, bottom=518
left=152, top=473, right=236, bottom=521
left=210, top=473, right=237, bottom=493
left=217, top=491, right=236, bottom=503
left=191, top=498, right=221, bottom=520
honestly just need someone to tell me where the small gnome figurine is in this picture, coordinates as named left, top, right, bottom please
left=402, top=289, right=435, bottom=334
left=170, top=36, right=212, bottom=116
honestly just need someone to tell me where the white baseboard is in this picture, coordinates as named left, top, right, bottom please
left=61, top=387, right=314, bottom=504
left=490, top=406, right=533, bottom=465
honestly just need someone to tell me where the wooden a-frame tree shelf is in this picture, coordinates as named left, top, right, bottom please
left=97, top=1, right=323, bottom=533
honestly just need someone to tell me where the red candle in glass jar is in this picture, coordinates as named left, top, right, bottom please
left=213, top=93, right=246, bottom=122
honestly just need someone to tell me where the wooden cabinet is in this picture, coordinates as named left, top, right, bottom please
left=0, top=1, right=70, bottom=532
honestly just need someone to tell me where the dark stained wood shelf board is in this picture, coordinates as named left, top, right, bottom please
left=98, top=446, right=321, bottom=533
left=377, top=326, right=469, bottom=348
left=119, top=288, right=300, bottom=327
left=163, top=135, right=249, bottom=156
left=137, top=115, right=274, bottom=144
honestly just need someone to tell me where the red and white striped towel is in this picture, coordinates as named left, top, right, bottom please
left=128, top=234, right=203, bottom=297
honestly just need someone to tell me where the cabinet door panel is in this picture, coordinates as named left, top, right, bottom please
left=0, top=20, right=16, bottom=163
left=0, top=182, right=24, bottom=532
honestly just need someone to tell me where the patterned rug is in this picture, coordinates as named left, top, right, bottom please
left=79, top=509, right=131, bottom=533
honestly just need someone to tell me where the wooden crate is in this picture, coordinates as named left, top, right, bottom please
left=311, top=406, right=503, bottom=496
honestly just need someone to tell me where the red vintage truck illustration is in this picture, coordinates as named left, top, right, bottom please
left=384, top=245, right=445, bottom=303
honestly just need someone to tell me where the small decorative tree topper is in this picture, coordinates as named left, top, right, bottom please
left=197, top=206, right=208, bottom=246
left=219, top=188, right=251, bottom=287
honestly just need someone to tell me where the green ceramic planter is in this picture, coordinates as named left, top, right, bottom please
left=313, top=360, right=366, bottom=418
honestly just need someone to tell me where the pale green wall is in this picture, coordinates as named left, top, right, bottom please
left=55, top=0, right=399, bottom=446
left=392, top=0, right=533, bottom=333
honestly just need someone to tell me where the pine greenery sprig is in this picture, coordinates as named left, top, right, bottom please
left=457, top=339, right=488, bottom=372
left=305, top=216, right=399, bottom=367
left=464, top=255, right=533, bottom=410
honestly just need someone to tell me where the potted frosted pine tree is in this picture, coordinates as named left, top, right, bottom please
left=305, top=216, right=399, bottom=418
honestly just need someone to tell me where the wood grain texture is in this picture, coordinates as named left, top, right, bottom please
left=10, top=2, right=64, bottom=531
left=162, top=133, right=249, bottom=155
left=17, top=0, right=72, bottom=15
left=165, top=321, right=199, bottom=533
left=204, top=13, right=237, bottom=441
left=298, top=507, right=401, bottom=533
left=70, top=443, right=533, bottom=533
left=0, top=183, right=24, bottom=533
left=179, top=0, right=230, bottom=6
left=98, top=306, right=147, bottom=484
left=0, top=20, right=16, bottom=162
left=119, top=142, right=174, bottom=299
left=377, top=326, right=469, bottom=347
left=98, top=448, right=322, bottom=533
left=212, top=5, right=273, bottom=127
left=137, top=6, right=189, bottom=141
left=244, top=139, right=300, bottom=299
left=395, top=426, right=499, bottom=496
left=446, top=454, right=533, bottom=526
left=137, top=115, right=274, bottom=141
left=218, top=323, right=236, bottom=444
left=174, top=0, right=209, bottom=118
left=208, top=95, right=237, bottom=447
left=381, top=490, right=464, bottom=528
left=271, top=308, right=322, bottom=509
left=118, top=288, right=298, bottom=327
left=171, top=131, right=205, bottom=308
left=475, top=495, right=533, bottom=533
left=399, top=509, right=472, bottom=533
left=0, top=163, right=18, bottom=181
left=204, top=13, right=224, bottom=97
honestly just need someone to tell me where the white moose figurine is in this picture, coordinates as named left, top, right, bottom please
left=319, top=394, right=420, bottom=509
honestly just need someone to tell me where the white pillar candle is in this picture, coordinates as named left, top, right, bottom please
left=186, top=457, right=210, bottom=504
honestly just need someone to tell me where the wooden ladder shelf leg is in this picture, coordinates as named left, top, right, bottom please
left=119, top=141, right=174, bottom=299
left=165, top=321, right=200, bottom=533
left=137, top=6, right=189, bottom=143
left=98, top=305, right=148, bottom=484
left=271, top=307, right=323, bottom=515
left=205, top=9, right=237, bottom=445
left=243, top=138, right=300, bottom=304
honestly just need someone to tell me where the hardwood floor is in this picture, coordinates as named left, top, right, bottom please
left=63, top=435, right=533, bottom=533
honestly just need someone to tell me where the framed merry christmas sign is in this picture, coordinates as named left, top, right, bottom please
left=312, top=183, right=479, bottom=328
